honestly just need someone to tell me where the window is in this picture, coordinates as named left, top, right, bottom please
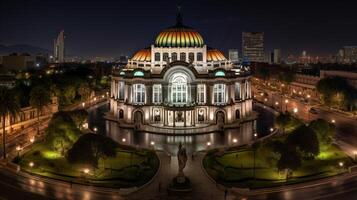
left=236, top=109, right=240, bottom=119
left=189, top=52, right=194, bottom=62
left=118, top=81, right=125, bottom=100
left=152, top=84, right=162, bottom=104
left=215, top=71, right=225, bottom=77
left=170, top=73, right=188, bottom=104
left=155, top=52, right=160, bottom=61
left=172, top=52, right=177, bottom=61
left=246, top=81, right=251, bottom=98
left=163, top=53, right=169, bottom=61
left=180, top=52, right=186, bottom=61
left=132, top=84, right=145, bottom=104
left=119, top=109, right=124, bottom=119
left=213, top=84, right=226, bottom=104
left=235, top=82, right=241, bottom=100
left=197, top=52, right=203, bottom=61
left=197, top=84, right=206, bottom=104
left=133, top=71, right=144, bottom=77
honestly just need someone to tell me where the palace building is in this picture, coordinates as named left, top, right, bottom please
left=109, top=12, right=254, bottom=130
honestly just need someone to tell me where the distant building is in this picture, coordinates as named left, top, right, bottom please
left=242, top=32, right=264, bottom=63
left=228, top=49, right=239, bottom=64
left=343, top=46, right=357, bottom=63
left=273, top=49, right=281, bottom=64
left=0, top=74, right=16, bottom=88
left=53, top=30, right=65, bottom=63
left=2, top=53, right=36, bottom=70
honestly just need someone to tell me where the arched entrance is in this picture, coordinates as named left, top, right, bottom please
left=133, top=111, right=143, bottom=127
left=235, top=109, right=240, bottom=119
left=216, top=111, right=225, bottom=125
left=119, top=109, right=124, bottom=119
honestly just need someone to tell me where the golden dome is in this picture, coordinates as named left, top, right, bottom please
left=155, top=25, right=204, bottom=48
left=131, top=48, right=151, bottom=62
left=207, top=48, right=227, bottom=62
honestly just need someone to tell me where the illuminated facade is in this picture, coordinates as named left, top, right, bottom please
left=109, top=13, right=253, bottom=129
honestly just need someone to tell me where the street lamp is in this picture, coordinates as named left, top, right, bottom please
left=150, top=141, right=155, bottom=146
left=270, top=128, right=274, bottom=132
left=233, top=138, right=238, bottom=143
left=82, top=102, right=85, bottom=107
left=16, top=145, right=22, bottom=157
left=207, top=142, right=211, bottom=146
left=339, top=162, right=344, bottom=168
left=93, top=127, right=98, bottom=132
left=29, top=162, right=34, bottom=168
left=293, top=108, right=298, bottom=114
left=331, top=119, right=336, bottom=124
left=122, top=138, right=126, bottom=142
left=284, top=99, right=289, bottom=111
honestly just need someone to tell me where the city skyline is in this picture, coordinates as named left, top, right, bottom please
left=1, top=0, right=357, bottom=58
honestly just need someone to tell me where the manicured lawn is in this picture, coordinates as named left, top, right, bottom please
left=203, top=145, right=355, bottom=189
left=16, top=143, right=159, bottom=188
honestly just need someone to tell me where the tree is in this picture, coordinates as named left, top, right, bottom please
left=0, top=87, right=20, bottom=159
left=68, top=109, right=88, bottom=128
left=256, top=67, right=271, bottom=81
left=275, top=112, right=291, bottom=134
left=309, top=119, right=335, bottom=146
left=45, top=112, right=82, bottom=155
left=287, top=125, right=319, bottom=159
left=317, top=76, right=357, bottom=111
left=30, top=86, right=51, bottom=135
left=78, top=82, right=92, bottom=101
left=67, top=133, right=118, bottom=168
left=277, top=148, right=301, bottom=179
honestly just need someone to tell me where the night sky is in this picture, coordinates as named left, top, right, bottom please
left=1, top=0, right=357, bottom=58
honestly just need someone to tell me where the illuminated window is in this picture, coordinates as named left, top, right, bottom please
left=197, top=84, right=206, bottom=104
left=172, top=52, right=177, bottom=61
left=235, top=82, right=241, bottom=100
left=197, top=52, right=203, bottom=61
left=180, top=52, right=186, bottom=61
left=213, top=84, right=226, bottom=104
left=152, top=84, right=162, bottom=104
left=170, top=73, right=188, bottom=104
left=118, top=81, right=125, bottom=100
left=155, top=52, right=160, bottom=61
left=132, top=84, right=145, bottom=104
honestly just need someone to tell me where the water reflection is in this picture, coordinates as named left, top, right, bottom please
left=88, top=102, right=274, bottom=155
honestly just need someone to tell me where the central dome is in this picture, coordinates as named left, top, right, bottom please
left=154, top=11, right=204, bottom=48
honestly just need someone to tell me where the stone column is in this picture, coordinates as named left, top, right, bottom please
left=173, top=110, right=176, bottom=127
left=184, top=110, right=187, bottom=127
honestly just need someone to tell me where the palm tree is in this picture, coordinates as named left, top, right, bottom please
left=29, top=86, right=51, bottom=136
left=0, top=87, right=20, bottom=159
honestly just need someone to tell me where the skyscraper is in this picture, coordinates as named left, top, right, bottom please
left=53, top=30, right=65, bottom=63
left=273, top=49, right=281, bottom=64
left=242, top=32, right=264, bottom=63
left=228, top=49, right=239, bottom=64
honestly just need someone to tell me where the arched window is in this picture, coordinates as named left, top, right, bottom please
left=119, top=109, right=124, bottom=119
left=235, top=109, right=240, bottom=119
left=132, top=84, right=145, bottom=104
left=197, top=52, right=203, bottom=61
left=152, top=84, right=162, bottom=103
left=235, top=82, right=241, bottom=100
left=163, top=53, right=169, bottom=61
left=171, top=52, right=177, bottom=61
left=189, top=52, right=194, bottom=62
left=180, top=52, right=186, bottom=61
left=213, top=84, right=226, bottom=104
left=170, top=73, right=188, bottom=104
left=155, top=52, right=160, bottom=61
left=133, top=71, right=144, bottom=77
left=215, top=71, right=225, bottom=77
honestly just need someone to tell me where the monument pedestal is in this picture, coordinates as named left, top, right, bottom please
left=168, top=175, right=192, bottom=193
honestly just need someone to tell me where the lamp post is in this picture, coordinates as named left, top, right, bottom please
left=284, top=99, right=289, bottom=112
left=16, top=145, right=22, bottom=157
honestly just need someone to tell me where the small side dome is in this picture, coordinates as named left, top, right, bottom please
left=207, top=48, right=227, bottom=62
left=131, top=48, right=151, bottom=62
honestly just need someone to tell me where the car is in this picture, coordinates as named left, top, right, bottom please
left=309, top=107, right=318, bottom=114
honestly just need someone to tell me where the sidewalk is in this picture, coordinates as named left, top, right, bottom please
left=127, top=151, right=234, bottom=200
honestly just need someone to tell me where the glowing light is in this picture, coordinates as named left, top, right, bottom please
left=264, top=98, right=268, bottom=102
left=94, top=97, right=97, bottom=101
left=150, top=141, right=155, bottom=146
left=207, top=142, right=211, bottom=146
left=30, top=137, right=35, bottom=143
left=254, top=133, right=258, bottom=137
left=29, top=162, right=34, bottom=167
left=83, top=168, right=90, bottom=174
left=275, top=101, right=279, bottom=105
left=16, top=146, right=22, bottom=151
left=270, top=128, right=274, bottom=132
left=307, top=94, right=311, bottom=98
left=285, top=99, right=289, bottom=103
left=233, top=138, right=238, bottom=143
left=122, top=138, right=126, bottom=142
left=293, top=108, right=298, bottom=113
left=339, top=162, right=344, bottom=167
left=331, top=119, right=336, bottom=123
left=93, top=127, right=98, bottom=132
left=260, top=93, right=264, bottom=96
left=82, top=102, right=85, bottom=107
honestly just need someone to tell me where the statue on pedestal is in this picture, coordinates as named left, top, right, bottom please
left=177, top=143, right=187, bottom=182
